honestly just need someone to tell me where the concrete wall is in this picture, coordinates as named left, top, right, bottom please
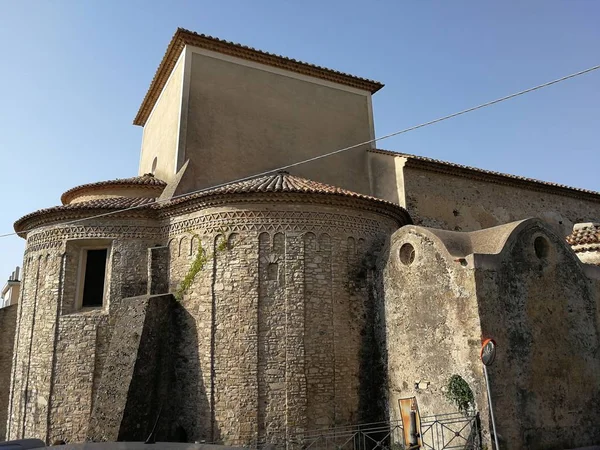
left=378, top=219, right=600, bottom=450
left=172, top=49, right=374, bottom=196
left=0, top=304, right=17, bottom=441
left=368, top=152, right=600, bottom=237
left=378, top=225, right=490, bottom=445
left=474, top=221, right=600, bottom=449
left=139, top=55, right=184, bottom=182
left=165, top=200, right=403, bottom=446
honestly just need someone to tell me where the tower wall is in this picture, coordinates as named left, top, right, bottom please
left=139, top=54, right=185, bottom=184
left=0, top=303, right=17, bottom=440
left=165, top=201, right=403, bottom=446
left=140, top=47, right=375, bottom=195
left=7, top=219, right=161, bottom=444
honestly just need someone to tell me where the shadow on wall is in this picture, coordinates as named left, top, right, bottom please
left=475, top=220, right=600, bottom=449
left=359, top=236, right=391, bottom=425
left=169, top=303, right=218, bottom=443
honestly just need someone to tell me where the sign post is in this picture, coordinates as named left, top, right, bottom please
left=481, top=339, right=500, bottom=450
left=398, top=397, right=422, bottom=449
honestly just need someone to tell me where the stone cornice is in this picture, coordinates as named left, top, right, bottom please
left=157, top=192, right=412, bottom=228
left=61, top=174, right=166, bottom=205
left=15, top=208, right=158, bottom=239
left=17, top=191, right=411, bottom=240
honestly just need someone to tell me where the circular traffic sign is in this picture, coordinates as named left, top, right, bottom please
left=480, top=339, right=496, bottom=366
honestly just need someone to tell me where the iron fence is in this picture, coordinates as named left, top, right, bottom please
left=289, top=412, right=481, bottom=450
left=193, top=412, right=481, bottom=450
left=420, top=412, right=481, bottom=450
left=290, top=420, right=404, bottom=450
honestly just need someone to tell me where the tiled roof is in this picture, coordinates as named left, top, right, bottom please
left=133, top=28, right=384, bottom=126
left=61, top=174, right=167, bottom=204
left=14, top=197, right=156, bottom=234
left=370, top=149, right=600, bottom=201
left=16, top=172, right=411, bottom=235
left=566, top=223, right=600, bottom=249
left=164, top=171, right=399, bottom=207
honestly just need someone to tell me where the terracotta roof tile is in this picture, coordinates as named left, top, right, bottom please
left=162, top=171, right=398, bottom=207
left=370, top=149, right=600, bottom=201
left=61, top=174, right=166, bottom=204
left=566, top=223, right=600, bottom=248
left=14, top=197, right=156, bottom=234
left=16, top=172, right=411, bottom=235
left=134, top=28, right=384, bottom=126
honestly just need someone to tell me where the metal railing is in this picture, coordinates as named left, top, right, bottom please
left=288, top=412, right=480, bottom=450
left=291, top=420, right=405, bottom=450
left=420, top=412, right=481, bottom=450
left=193, top=412, right=481, bottom=450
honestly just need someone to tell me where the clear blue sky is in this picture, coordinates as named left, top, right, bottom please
left=0, top=1, right=598, bottom=279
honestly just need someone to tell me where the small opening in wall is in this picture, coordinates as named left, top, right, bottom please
left=534, top=236, right=549, bottom=260
left=399, top=243, right=416, bottom=266
left=267, top=263, right=278, bottom=281
left=151, top=157, right=158, bottom=174
left=81, top=249, right=108, bottom=307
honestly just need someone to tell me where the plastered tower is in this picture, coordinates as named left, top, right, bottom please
left=136, top=28, right=381, bottom=197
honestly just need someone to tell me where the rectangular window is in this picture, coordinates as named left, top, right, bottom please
left=81, top=248, right=108, bottom=307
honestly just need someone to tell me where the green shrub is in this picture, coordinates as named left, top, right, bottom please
left=445, top=374, right=474, bottom=414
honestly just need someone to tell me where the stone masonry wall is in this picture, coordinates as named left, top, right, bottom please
left=8, top=250, right=65, bottom=442
left=87, top=294, right=174, bottom=442
left=0, top=304, right=17, bottom=441
left=378, top=220, right=600, bottom=450
left=475, top=221, right=600, bottom=449
left=9, top=199, right=405, bottom=446
left=165, top=202, right=403, bottom=447
left=8, top=220, right=161, bottom=444
left=377, top=226, right=490, bottom=446
left=403, top=166, right=600, bottom=237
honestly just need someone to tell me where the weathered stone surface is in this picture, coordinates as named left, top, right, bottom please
left=87, top=294, right=175, bottom=442
left=378, top=219, right=600, bottom=450
left=475, top=221, right=600, bottom=449
left=368, top=150, right=600, bottom=238
left=147, top=246, right=170, bottom=295
left=0, top=304, right=17, bottom=441
left=8, top=186, right=406, bottom=447
left=165, top=202, right=402, bottom=447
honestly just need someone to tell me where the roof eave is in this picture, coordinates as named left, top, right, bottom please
left=369, top=148, right=600, bottom=202
left=133, top=28, right=384, bottom=127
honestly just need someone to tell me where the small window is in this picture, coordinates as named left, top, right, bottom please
left=81, top=249, right=108, bottom=307
left=267, top=263, right=278, bottom=281
left=534, top=236, right=549, bottom=260
left=399, top=243, right=416, bottom=266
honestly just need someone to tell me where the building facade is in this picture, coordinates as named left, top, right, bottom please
left=4, top=28, right=600, bottom=449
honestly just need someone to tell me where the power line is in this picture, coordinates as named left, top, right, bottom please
left=2, top=63, right=599, bottom=239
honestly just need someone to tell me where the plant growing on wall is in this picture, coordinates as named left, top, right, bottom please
left=175, top=231, right=232, bottom=301
left=445, top=374, right=475, bottom=414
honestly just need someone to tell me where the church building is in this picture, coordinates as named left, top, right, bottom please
left=3, top=28, right=600, bottom=450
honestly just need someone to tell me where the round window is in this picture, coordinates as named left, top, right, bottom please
left=399, top=243, right=416, bottom=266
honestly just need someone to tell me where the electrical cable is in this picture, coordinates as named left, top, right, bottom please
left=1, top=63, right=598, bottom=239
